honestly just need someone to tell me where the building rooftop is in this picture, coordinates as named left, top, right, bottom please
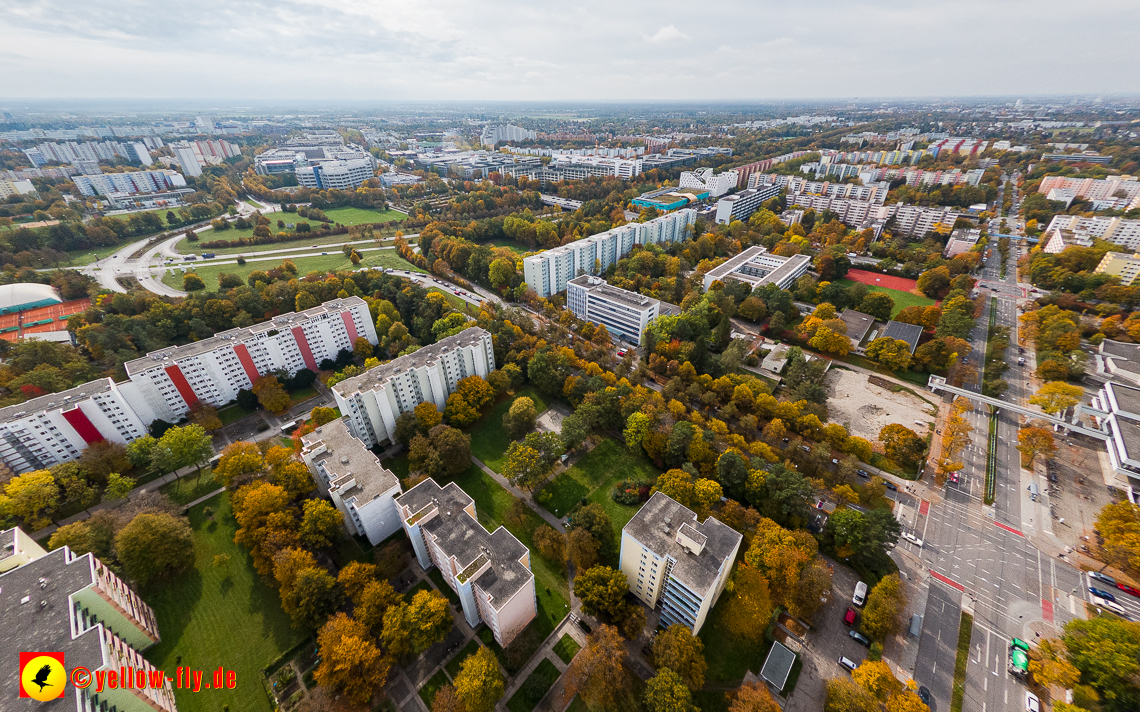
left=0, top=548, right=105, bottom=710
left=567, top=276, right=660, bottom=312
left=882, top=320, right=924, bottom=354
left=398, top=479, right=532, bottom=610
left=125, top=296, right=368, bottom=376
left=302, top=418, right=399, bottom=502
left=333, top=326, right=489, bottom=397
left=623, top=492, right=741, bottom=598
left=1107, top=381, right=1140, bottom=418
left=839, top=309, right=876, bottom=345
left=0, top=377, right=116, bottom=425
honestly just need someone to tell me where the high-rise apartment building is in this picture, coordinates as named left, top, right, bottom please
left=0, top=527, right=177, bottom=711
left=1094, top=252, right=1140, bottom=286
left=1045, top=215, right=1140, bottom=251
left=480, top=124, right=537, bottom=147
left=332, top=327, right=494, bottom=448
left=397, top=478, right=537, bottom=646
left=566, top=276, right=660, bottom=346
left=619, top=493, right=741, bottom=634
left=72, top=170, right=187, bottom=197
left=714, top=184, right=782, bottom=224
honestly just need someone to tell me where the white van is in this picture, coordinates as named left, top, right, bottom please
left=853, top=581, right=868, bottom=606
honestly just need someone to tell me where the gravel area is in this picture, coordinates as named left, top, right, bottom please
left=826, top=368, right=938, bottom=442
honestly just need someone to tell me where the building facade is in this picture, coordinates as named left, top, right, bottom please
left=0, top=527, right=177, bottom=712
left=619, top=492, right=742, bottom=634
left=480, top=124, right=537, bottom=147
left=566, top=276, right=660, bottom=346
left=1045, top=215, right=1140, bottom=251
left=714, top=184, right=782, bottom=224
left=701, top=246, right=812, bottom=291
left=301, top=418, right=403, bottom=545
left=332, top=327, right=494, bottom=448
left=72, top=170, right=187, bottom=197
left=523, top=210, right=697, bottom=298
left=396, top=478, right=537, bottom=646
left=1094, top=252, right=1140, bottom=286
left=294, top=158, right=376, bottom=190
left=679, top=168, right=739, bottom=198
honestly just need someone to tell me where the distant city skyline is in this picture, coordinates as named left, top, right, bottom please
left=0, top=0, right=1137, bottom=101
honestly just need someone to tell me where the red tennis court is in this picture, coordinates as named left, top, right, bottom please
left=845, top=269, right=919, bottom=293
left=0, top=298, right=91, bottom=341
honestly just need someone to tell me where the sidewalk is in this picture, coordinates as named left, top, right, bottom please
left=471, top=456, right=566, bottom=534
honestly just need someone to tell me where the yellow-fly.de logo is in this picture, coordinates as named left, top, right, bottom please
left=19, top=652, right=66, bottom=701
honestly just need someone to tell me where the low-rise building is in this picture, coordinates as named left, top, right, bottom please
left=301, top=418, right=403, bottom=545
left=332, top=327, right=494, bottom=448
left=679, top=168, right=739, bottom=198
left=701, top=246, right=811, bottom=291
left=1094, top=252, right=1140, bottom=286
left=619, top=492, right=742, bottom=634
left=567, top=276, right=659, bottom=346
left=396, top=478, right=537, bottom=646
left=0, top=526, right=177, bottom=711
left=881, top=320, right=923, bottom=355
left=944, top=228, right=982, bottom=257
left=839, top=309, right=876, bottom=348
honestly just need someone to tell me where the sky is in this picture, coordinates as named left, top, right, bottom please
left=1, top=0, right=1138, bottom=102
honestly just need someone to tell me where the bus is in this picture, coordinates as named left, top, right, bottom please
left=1008, top=638, right=1029, bottom=677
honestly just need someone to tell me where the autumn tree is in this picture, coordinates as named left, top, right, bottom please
left=252, top=374, right=291, bottom=413
left=729, top=681, right=781, bottom=712
left=574, top=565, right=629, bottom=620
left=825, top=676, right=877, bottom=712
left=114, top=512, right=194, bottom=587
left=453, top=646, right=504, bottom=712
left=865, top=337, right=912, bottom=370
left=337, top=561, right=378, bottom=602
left=309, top=406, right=339, bottom=427
left=852, top=659, right=902, bottom=702
left=284, top=567, right=342, bottom=631
left=809, top=325, right=851, bottom=356
left=879, top=424, right=925, bottom=468
left=1028, top=638, right=1081, bottom=689
left=533, top=525, right=566, bottom=567
left=653, top=624, right=708, bottom=689
left=444, top=392, right=478, bottom=426
left=1030, top=381, right=1084, bottom=415
left=214, top=441, right=264, bottom=488
left=300, top=499, right=343, bottom=549
left=861, top=574, right=907, bottom=641
left=356, top=579, right=403, bottom=633
left=78, top=440, right=130, bottom=481
left=644, top=669, right=697, bottom=712
left=567, top=527, right=600, bottom=571
left=431, top=684, right=465, bottom=712
left=503, top=440, right=547, bottom=489
left=503, top=396, right=538, bottom=439
left=414, top=401, right=443, bottom=431
left=568, top=625, right=628, bottom=709
left=1097, top=501, right=1140, bottom=573
left=315, top=613, right=391, bottom=704
left=455, top=375, right=494, bottom=411
left=718, top=563, right=773, bottom=643
left=1018, top=426, right=1056, bottom=468
left=1, top=469, right=59, bottom=530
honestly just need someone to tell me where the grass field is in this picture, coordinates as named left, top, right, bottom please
left=445, top=639, right=482, bottom=679
left=143, top=493, right=301, bottom=712
left=162, top=249, right=424, bottom=290
left=539, top=438, right=657, bottom=527
left=698, top=594, right=776, bottom=684
left=178, top=207, right=405, bottom=254
left=487, top=239, right=532, bottom=255
left=158, top=469, right=222, bottom=505
left=469, top=387, right=551, bottom=472
left=552, top=634, right=581, bottom=665
left=182, top=231, right=395, bottom=257
left=64, top=243, right=132, bottom=266
left=506, top=658, right=561, bottom=712
left=833, top=279, right=936, bottom=318
left=418, top=670, right=450, bottom=708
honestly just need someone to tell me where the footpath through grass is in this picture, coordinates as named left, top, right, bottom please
left=950, top=612, right=973, bottom=712
left=539, top=438, right=658, bottom=531
left=506, top=658, right=561, bottom=712
left=143, top=493, right=300, bottom=712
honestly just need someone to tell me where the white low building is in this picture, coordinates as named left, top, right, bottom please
left=701, top=245, right=812, bottom=291
left=680, top=168, right=740, bottom=198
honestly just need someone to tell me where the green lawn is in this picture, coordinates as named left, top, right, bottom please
left=487, top=239, right=531, bottom=255
left=218, top=403, right=257, bottom=425
left=287, top=386, right=319, bottom=408
left=539, top=439, right=658, bottom=535
left=428, top=567, right=461, bottom=605
left=833, top=279, right=936, bottom=317
left=405, top=579, right=433, bottom=602
left=158, top=469, right=222, bottom=505
left=418, top=670, right=450, bottom=709
left=175, top=206, right=405, bottom=252
left=552, top=634, right=581, bottom=665
left=64, top=243, right=130, bottom=266
left=162, top=249, right=423, bottom=290
left=143, top=493, right=301, bottom=712
left=506, top=658, right=561, bottom=712
left=445, top=639, right=482, bottom=679
left=698, top=591, right=777, bottom=684
left=469, top=387, right=551, bottom=472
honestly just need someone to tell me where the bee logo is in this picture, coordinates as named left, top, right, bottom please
left=19, top=653, right=66, bottom=701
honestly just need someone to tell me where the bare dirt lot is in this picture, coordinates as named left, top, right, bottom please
left=826, top=368, right=938, bottom=441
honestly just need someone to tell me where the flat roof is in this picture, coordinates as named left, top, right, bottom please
left=760, top=641, right=797, bottom=690
left=839, top=309, right=876, bottom=344
left=333, top=326, right=488, bottom=397
left=0, top=377, right=115, bottom=425
left=567, top=276, right=659, bottom=312
left=882, top=320, right=923, bottom=354
left=302, top=418, right=399, bottom=502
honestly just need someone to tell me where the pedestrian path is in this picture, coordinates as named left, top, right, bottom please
left=471, top=456, right=566, bottom=533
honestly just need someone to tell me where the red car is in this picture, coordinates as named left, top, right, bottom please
left=1117, top=583, right=1140, bottom=598
left=844, top=608, right=857, bottom=626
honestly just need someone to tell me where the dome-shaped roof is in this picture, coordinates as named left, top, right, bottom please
left=0, top=283, right=61, bottom=311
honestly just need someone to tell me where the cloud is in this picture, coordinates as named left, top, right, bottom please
left=644, top=24, right=690, bottom=43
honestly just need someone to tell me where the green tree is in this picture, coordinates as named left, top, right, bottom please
left=429, top=424, right=472, bottom=477
left=861, top=574, right=906, bottom=641
left=653, top=624, right=707, bottom=688
left=183, top=273, right=206, bottom=291
left=1063, top=616, right=1140, bottom=710
left=125, top=435, right=157, bottom=468
left=624, top=411, right=651, bottom=450
left=572, top=503, right=614, bottom=556
left=152, top=424, right=214, bottom=481
left=114, top=511, right=194, bottom=587
left=858, top=292, right=895, bottom=321
left=2, top=470, right=59, bottom=530
left=103, top=473, right=136, bottom=501
left=454, top=646, right=504, bottom=712
left=503, top=396, right=538, bottom=439
left=300, top=499, right=343, bottom=549
left=574, top=565, right=629, bottom=619
left=310, top=406, right=339, bottom=427
left=644, top=669, right=697, bottom=712
left=48, top=512, right=116, bottom=561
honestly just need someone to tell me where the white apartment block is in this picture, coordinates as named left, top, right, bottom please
left=523, top=209, right=697, bottom=298
left=1094, top=252, right=1140, bottom=286
left=550, top=154, right=642, bottom=179
left=715, top=184, right=782, bottom=225
left=301, top=418, right=403, bottom=545
left=170, top=142, right=202, bottom=177
left=295, top=158, right=375, bottom=190
left=0, top=527, right=177, bottom=712
left=1042, top=228, right=1093, bottom=254
left=701, top=246, right=812, bottom=291
left=480, top=123, right=537, bottom=147
left=890, top=204, right=963, bottom=237
left=1045, top=215, right=1140, bottom=251
left=397, top=478, right=537, bottom=646
left=0, top=378, right=150, bottom=475
left=679, top=168, right=739, bottom=198
left=1038, top=175, right=1140, bottom=208
left=619, top=492, right=741, bottom=634
left=567, top=275, right=660, bottom=346
left=0, top=179, right=36, bottom=198
left=123, top=297, right=376, bottom=424
left=332, top=327, right=494, bottom=448
left=23, top=140, right=154, bottom=167
left=72, top=170, right=187, bottom=197
left=748, top=174, right=891, bottom=204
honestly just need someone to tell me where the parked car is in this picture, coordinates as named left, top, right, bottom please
left=1089, top=571, right=1117, bottom=587
left=918, top=687, right=930, bottom=705
left=844, top=608, right=857, bottom=626
left=1025, top=692, right=1041, bottom=712
left=849, top=631, right=871, bottom=647
left=1089, top=587, right=1117, bottom=602
left=1116, top=583, right=1140, bottom=598
left=853, top=581, right=868, bottom=606
left=1091, top=595, right=1129, bottom=618
left=857, top=469, right=870, bottom=478
left=838, top=656, right=858, bottom=672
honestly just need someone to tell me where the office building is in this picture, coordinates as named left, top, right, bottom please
left=0, top=179, right=36, bottom=199
left=71, top=170, right=187, bottom=197
left=397, top=478, right=537, bottom=646
left=523, top=209, right=697, bottom=298
left=1045, top=215, right=1140, bottom=251
left=301, top=418, right=403, bottom=545
left=619, top=492, right=741, bottom=634
left=332, top=327, right=494, bottom=448
left=567, top=276, right=660, bottom=346
left=1089, top=378, right=1140, bottom=489
left=0, top=527, right=177, bottom=711
left=701, top=246, right=812, bottom=291
left=480, top=124, right=537, bottom=147
left=295, top=158, right=376, bottom=190
left=714, top=184, right=782, bottom=225
left=124, top=297, right=376, bottom=424
left=1094, top=252, right=1140, bottom=286
left=679, top=168, right=739, bottom=198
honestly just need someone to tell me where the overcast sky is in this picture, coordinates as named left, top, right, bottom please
left=1, top=0, right=1138, bottom=102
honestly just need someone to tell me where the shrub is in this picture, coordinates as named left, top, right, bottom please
left=611, top=479, right=648, bottom=505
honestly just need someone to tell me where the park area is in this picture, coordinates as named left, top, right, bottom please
left=175, top=206, right=406, bottom=254
left=836, top=269, right=936, bottom=317
left=143, top=492, right=301, bottom=712
left=162, top=249, right=424, bottom=290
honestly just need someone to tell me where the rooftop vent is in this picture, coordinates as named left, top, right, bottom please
left=341, top=457, right=350, bottom=465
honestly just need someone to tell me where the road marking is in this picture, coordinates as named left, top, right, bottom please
left=930, top=570, right=966, bottom=592
left=1042, top=598, right=1054, bottom=623
left=994, top=521, right=1024, bottom=536
left=920, top=500, right=930, bottom=516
